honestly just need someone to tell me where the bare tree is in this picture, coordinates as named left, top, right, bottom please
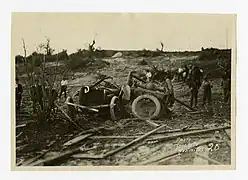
left=160, top=41, right=164, bottom=52
left=19, top=39, right=70, bottom=127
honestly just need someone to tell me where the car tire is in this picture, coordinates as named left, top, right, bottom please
left=131, top=94, right=161, bottom=120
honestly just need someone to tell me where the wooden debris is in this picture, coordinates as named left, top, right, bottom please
left=16, top=144, right=28, bottom=152
left=16, top=159, right=25, bottom=166
left=195, top=153, right=222, bottom=165
left=29, top=147, right=80, bottom=166
left=147, top=125, right=231, bottom=142
left=72, top=146, right=100, bottom=159
left=155, top=154, right=181, bottom=165
left=79, top=146, right=97, bottom=152
left=21, top=150, right=49, bottom=166
left=89, top=135, right=140, bottom=140
left=16, top=132, right=23, bottom=138
left=174, top=98, right=196, bottom=111
left=55, top=103, right=82, bottom=130
left=136, top=126, right=204, bottom=136
left=224, top=129, right=231, bottom=140
left=65, top=102, right=99, bottom=112
left=16, top=124, right=26, bottom=128
left=103, top=125, right=167, bottom=158
left=78, top=126, right=107, bottom=136
left=19, top=141, right=56, bottom=166
left=72, top=154, right=103, bottom=159
left=90, top=104, right=111, bottom=108
left=63, top=133, right=92, bottom=147
left=138, top=138, right=217, bottom=165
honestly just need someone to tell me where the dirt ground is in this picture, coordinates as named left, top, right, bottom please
left=15, top=54, right=231, bottom=166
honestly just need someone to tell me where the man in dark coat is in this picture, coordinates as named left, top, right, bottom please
left=30, top=79, right=44, bottom=113
left=189, top=80, right=199, bottom=108
left=15, top=78, right=23, bottom=112
left=202, top=75, right=213, bottom=106
left=221, top=70, right=231, bottom=103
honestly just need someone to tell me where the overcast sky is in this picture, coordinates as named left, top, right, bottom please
left=11, top=13, right=236, bottom=56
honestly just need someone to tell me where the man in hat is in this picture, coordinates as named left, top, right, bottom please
left=15, top=78, right=23, bottom=112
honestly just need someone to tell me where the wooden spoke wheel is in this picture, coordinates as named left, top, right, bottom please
left=110, top=96, right=123, bottom=120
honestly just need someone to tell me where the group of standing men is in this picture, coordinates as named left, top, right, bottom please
left=177, top=64, right=231, bottom=108
left=15, top=77, right=69, bottom=114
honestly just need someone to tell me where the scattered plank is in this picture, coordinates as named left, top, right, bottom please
left=195, top=153, right=222, bottom=165
left=29, top=147, right=80, bottom=166
left=65, top=102, right=99, bottom=112
left=90, top=104, right=112, bottom=108
left=89, top=135, right=140, bottom=140
left=21, top=150, right=50, bottom=166
left=16, top=132, right=23, bottom=138
left=72, top=146, right=100, bottom=159
left=55, top=103, right=83, bottom=131
left=78, top=127, right=107, bottom=136
left=19, top=141, right=56, bottom=166
left=138, top=138, right=217, bottom=165
left=135, top=126, right=204, bottom=136
left=16, top=144, right=28, bottom=152
left=16, top=124, right=26, bottom=128
left=103, top=125, right=167, bottom=158
left=72, top=154, right=103, bottom=159
left=147, top=125, right=231, bottom=143
left=174, top=98, right=196, bottom=111
left=150, top=153, right=181, bottom=165
left=224, top=129, right=231, bottom=140
left=16, top=159, right=25, bottom=166
left=63, top=133, right=92, bottom=147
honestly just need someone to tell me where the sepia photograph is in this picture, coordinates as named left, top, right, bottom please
left=12, top=12, right=236, bottom=169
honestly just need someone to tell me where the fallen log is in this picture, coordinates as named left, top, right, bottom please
left=195, top=153, right=222, bottom=165
left=55, top=103, right=82, bottom=131
left=65, top=102, right=99, bottom=112
left=63, top=133, right=92, bottom=147
left=174, top=98, right=196, bottom=111
left=102, top=124, right=167, bottom=158
left=147, top=126, right=231, bottom=143
left=138, top=138, right=217, bottom=165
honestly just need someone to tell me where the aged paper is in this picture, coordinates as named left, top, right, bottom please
left=11, top=12, right=236, bottom=171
